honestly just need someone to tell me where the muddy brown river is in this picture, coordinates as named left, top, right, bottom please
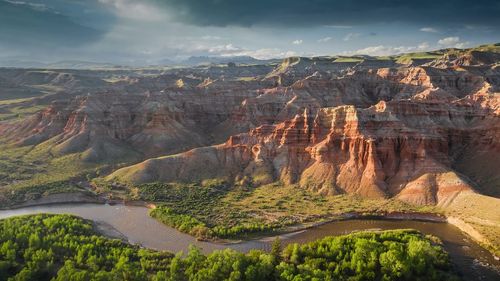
left=0, top=203, right=498, bottom=281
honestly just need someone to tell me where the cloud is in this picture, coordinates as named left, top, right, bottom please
left=200, top=44, right=297, bottom=60
left=324, top=25, right=352, bottom=29
left=438, top=36, right=459, bottom=45
left=207, top=44, right=242, bottom=54
left=418, top=42, right=430, bottom=49
left=437, top=36, right=470, bottom=48
left=292, top=39, right=303, bottom=45
left=154, top=0, right=500, bottom=28
left=0, top=0, right=104, bottom=48
left=345, top=42, right=431, bottom=56
left=420, top=27, right=438, bottom=33
left=4, top=0, right=48, bottom=11
left=201, top=35, right=221, bottom=40
left=0, top=0, right=496, bottom=65
left=191, top=44, right=297, bottom=60
left=318, top=37, right=332, bottom=43
left=99, top=0, right=166, bottom=21
left=222, top=48, right=297, bottom=60
left=454, top=42, right=470, bottom=48
left=343, top=33, right=360, bottom=41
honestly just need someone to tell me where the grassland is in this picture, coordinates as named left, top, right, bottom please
left=92, top=180, right=439, bottom=239
left=0, top=84, right=62, bottom=121
left=0, top=97, right=37, bottom=105
left=444, top=192, right=500, bottom=256
left=101, top=180, right=499, bottom=259
left=0, top=141, right=107, bottom=207
left=467, top=43, right=500, bottom=53
left=0, top=104, right=46, bottom=121
left=333, top=57, right=364, bottom=62
left=394, top=52, right=442, bottom=64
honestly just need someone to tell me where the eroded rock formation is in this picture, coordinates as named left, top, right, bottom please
left=1, top=45, right=499, bottom=205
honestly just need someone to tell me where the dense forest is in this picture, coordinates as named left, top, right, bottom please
left=0, top=214, right=459, bottom=281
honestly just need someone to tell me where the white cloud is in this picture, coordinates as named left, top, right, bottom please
left=438, top=36, right=460, bottom=46
left=98, top=0, right=166, bottom=21
left=201, top=35, right=222, bottom=40
left=207, top=44, right=242, bottom=54
left=420, top=27, right=438, bottom=33
left=343, top=33, right=360, bottom=41
left=344, top=42, right=431, bottom=56
left=324, top=25, right=353, bottom=29
left=418, top=42, right=430, bottom=49
left=454, top=42, right=470, bottom=49
left=5, top=0, right=48, bottom=11
left=192, top=43, right=296, bottom=60
left=292, top=39, right=303, bottom=45
left=317, top=37, right=332, bottom=43
left=217, top=48, right=296, bottom=60
left=437, top=36, right=470, bottom=48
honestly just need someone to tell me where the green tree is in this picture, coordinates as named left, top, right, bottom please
left=270, top=237, right=282, bottom=264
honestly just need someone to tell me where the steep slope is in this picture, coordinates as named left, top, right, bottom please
left=109, top=83, right=499, bottom=205
left=1, top=44, right=499, bottom=207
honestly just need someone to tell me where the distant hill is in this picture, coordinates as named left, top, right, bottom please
left=178, top=55, right=278, bottom=66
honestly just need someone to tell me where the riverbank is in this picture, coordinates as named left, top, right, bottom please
left=3, top=214, right=468, bottom=281
left=1, top=194, right=450, bottom=243
left=1, top=190, right=497, bottom=261
left=0, top=191, right=157, bottom=210
left=0, top=192, right=103, bottom=210
left=443, top=192, right=500, bottom=258
left=215, top=211, right=447, bottom=244
left=0, top=201, right=498, bottom=280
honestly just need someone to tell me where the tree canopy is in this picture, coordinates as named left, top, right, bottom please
left=0, top=214, right=459, bottom=281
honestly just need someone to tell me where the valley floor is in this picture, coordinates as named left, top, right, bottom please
left=0, top=135, right=497, bottom=257
left=89, top=180, right=500, bottom=257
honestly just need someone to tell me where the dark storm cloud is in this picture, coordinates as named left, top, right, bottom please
left=0, top=0, right=110, bottom=48
left=156, top=0, right=500, bottom=27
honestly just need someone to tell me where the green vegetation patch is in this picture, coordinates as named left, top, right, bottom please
left=0, top=129, right=143, bottom=207
left=150, top=206, right=280, bottom=240
left=333, top=57, right=364, bottom=62
left=150, top=207, right=210, bottom=239
left=0, top=104, right=46, bottom=121
left=0, top=142, right=105, bottom=208
left=129, top=182, right=438, bottom=239
left=138, top=181, right=281, bottom=239
left=395, top=52, right=443, bottom=64
left=0, top=214, right=458, bottom=281
left=0, top=214, right=174, bottom=281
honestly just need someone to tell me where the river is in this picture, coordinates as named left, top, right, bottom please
left=0, top=203, right=498, bottom=281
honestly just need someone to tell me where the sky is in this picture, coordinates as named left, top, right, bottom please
left=1, top=0, right=499, bottom=65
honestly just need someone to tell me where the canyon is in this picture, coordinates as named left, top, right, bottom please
left=0, top=44, right=499, bottom=256
left=1, top=46, right=499, bottom=203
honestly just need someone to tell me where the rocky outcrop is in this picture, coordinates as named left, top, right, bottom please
left=2, top=44, right=500, bottom=205
left=109, top=83, right=499, bottom=205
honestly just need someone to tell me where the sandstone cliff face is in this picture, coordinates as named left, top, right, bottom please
left=109, top=86, right=498, bottom=206
left=0, top=86, right=259, bottom=160
left=2, top=46, right=500, bottom=205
